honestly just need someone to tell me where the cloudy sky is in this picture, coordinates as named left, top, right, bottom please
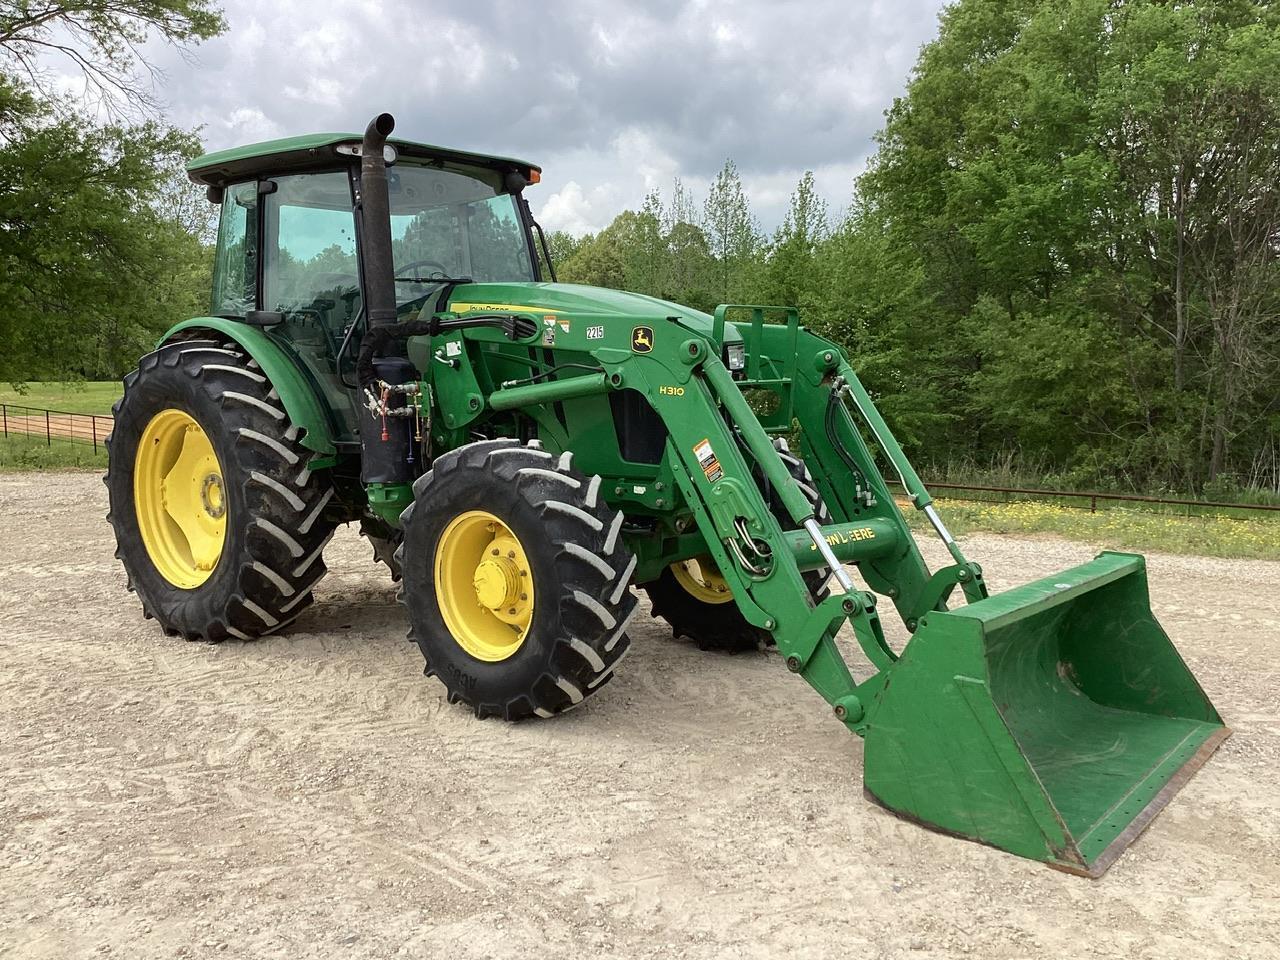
left=139, top=0, right=949, bottom=234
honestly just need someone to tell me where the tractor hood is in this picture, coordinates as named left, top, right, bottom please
left=444, top=282, right=735, bottom=342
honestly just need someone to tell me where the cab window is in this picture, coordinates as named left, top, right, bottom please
left=210, top=181, right=258, bottom=317
left=262, top=171, right=360, bottom=337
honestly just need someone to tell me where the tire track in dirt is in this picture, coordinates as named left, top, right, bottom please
left=2, top=473, right=1278, bottom=959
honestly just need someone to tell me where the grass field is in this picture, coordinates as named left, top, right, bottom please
left=910, top=498, right=1280, bottom=561
left=0, top=381, right=120, bottom=416
left=0, top=435, right=108, bottom=470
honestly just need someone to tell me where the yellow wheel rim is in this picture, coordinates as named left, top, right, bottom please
left=133, top=409, right=227, bottom=589
left=434, top=510, right=535, bottom=662
left=671, top=555, right=733, bottom=605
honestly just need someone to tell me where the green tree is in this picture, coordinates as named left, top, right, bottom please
left=703, top=160, right=759, bottom=303
left=0, top=79, right=213, bottom=380
left=518, top=0, right=1280, bottom=495
left=0, top=1, right=224, bottom=382
left=543, top=229, right=587, bottom=275
left=660, top=178, right=713, bottom=310
left=859, top=0, right=1280, bottom=491
left=624, top=191, right=666, bottom=296
left=758, top=171, right=829, bottom=310
left=556, top=217, right=629, bottom=289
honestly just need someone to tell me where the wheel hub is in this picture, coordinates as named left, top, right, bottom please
left=671, top=555, right=734, bottom=604
left=435, top=512, right=534, bottom=661
left=200, top=472, right=226, bottom=519
left=134, top=409, right=228, bottom=588
left=473, top=556, right=519, bottom=610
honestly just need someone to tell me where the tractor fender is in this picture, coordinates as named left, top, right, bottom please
left=159, top=318, right=337, bottom=456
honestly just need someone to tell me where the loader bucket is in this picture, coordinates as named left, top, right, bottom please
left=863, top=551, right=1228, bottom=876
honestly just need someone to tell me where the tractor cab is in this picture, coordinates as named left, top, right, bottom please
left=188, top=134, right=545, bottom=438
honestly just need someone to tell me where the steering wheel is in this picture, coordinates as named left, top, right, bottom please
left=394, top=259, right=451, bottom=282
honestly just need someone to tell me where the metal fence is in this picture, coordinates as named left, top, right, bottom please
left=0, top=403, right=112, bottom=453
left=890, top=479, right=1280, bottom=517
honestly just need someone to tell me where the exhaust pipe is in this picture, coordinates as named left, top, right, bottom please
left=360, top=113, right=397, bottom=330
left=355, top=113, right=421, bottom=485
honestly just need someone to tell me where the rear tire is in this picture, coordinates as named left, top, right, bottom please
left=399, top=440, right=637, bottom=719
left=105, top=338, right=337, bottom=641
left=643, top=438, right=830, bottom=652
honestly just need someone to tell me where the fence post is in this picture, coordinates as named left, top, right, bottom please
left=1090, top=495, right=1097, bottom=514
left=92, top=415, right=98, bottom=454
left=1, top=404, right=6, bottom=438
left=45, top=409, right=51, bottom=447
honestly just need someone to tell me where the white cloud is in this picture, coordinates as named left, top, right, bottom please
left=539, top=182, right=597, bottom=236
left=126, top=0, right=948, bottom=232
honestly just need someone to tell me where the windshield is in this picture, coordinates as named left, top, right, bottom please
left=242, top=162, right=535, bottom=330
left=387, top=163, right=535, bottom=296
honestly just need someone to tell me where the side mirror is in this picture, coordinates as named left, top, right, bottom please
left=206, top=185, right=224, bottom=204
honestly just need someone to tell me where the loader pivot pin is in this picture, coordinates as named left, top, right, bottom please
left=833, top=695, right=863, bottom=723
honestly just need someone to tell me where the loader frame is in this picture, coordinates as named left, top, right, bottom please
left=402, top=301, right=1225, bottom=874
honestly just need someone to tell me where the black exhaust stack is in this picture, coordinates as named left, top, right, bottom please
left=360, top=113, right=398, bottom=331
left=356, top=113, right=421, bottom=485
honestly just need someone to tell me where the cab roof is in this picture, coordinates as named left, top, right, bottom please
left=187, top=132, right=541, bottom=188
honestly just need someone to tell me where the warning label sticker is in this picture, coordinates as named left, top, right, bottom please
left=692, top=437, right=723, bottom=483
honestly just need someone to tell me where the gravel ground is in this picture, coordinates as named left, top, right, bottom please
left=2, top=472, right=1278, bottom=959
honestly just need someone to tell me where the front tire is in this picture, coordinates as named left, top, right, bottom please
left=399, top=439, right=637, bottom=719
left=106, top=338, right=337, bottom=641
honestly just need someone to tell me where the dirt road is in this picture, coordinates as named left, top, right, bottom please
left=2, top=473, right=1277, bottom=959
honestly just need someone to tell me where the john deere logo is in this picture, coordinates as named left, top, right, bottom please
left=631, top=326, right=654, bottom=353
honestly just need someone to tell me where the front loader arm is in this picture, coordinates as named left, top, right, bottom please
left=438, top=304, right=1227, bottom=875
left=443, top=306, right=987, bottom=722
left=788, top=327, right=989, bottom=621
left=704, top=308, right=987, bottom=619
left=455, top=307, right=982, bottom=727
left=553, top=314, right=949, bottom=728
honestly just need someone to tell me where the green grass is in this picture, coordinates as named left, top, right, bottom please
left=910, top=498, right=1280, bottom=561
left=0, top=381, right=120, bottom=416
left=0, top=435, right=108, bottom=471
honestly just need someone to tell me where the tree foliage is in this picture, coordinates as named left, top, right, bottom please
left=1, top=0, right=224, bottom=114
left=555, top=0, right=1280, bottom=494
left=0, top=1, right=221, bottom=383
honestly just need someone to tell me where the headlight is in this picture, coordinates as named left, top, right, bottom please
left=724, top=342, right=746, bottom=372
left=336, top=142, right=398, bottom=164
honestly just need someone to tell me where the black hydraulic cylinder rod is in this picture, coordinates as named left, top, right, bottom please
left=360, top=113, right=398, bottom=332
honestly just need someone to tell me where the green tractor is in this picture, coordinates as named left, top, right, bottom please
left=106, top=114, right=1228, bottom=875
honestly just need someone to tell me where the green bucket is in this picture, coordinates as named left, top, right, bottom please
left=863, top=551, right=1228, bottom=875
